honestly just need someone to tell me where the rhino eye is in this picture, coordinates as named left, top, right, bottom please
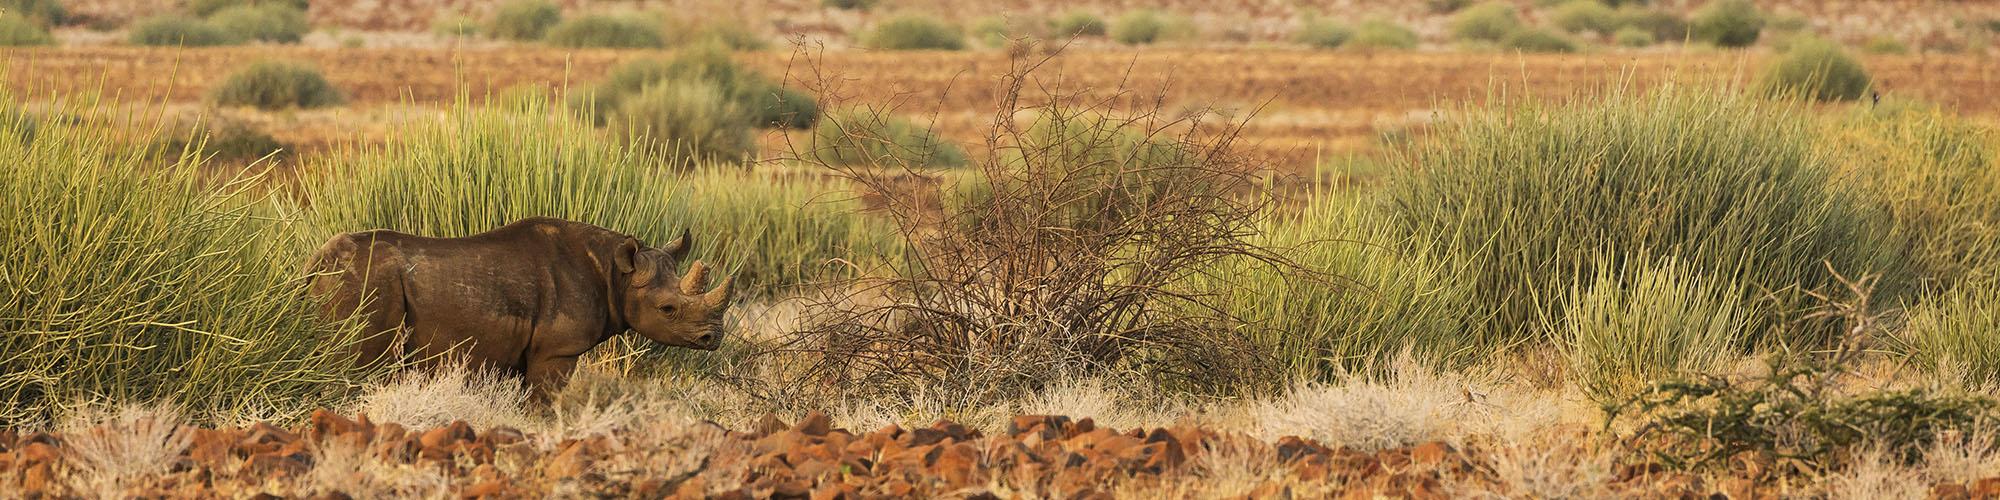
left=658, top=304, right=677, bottom=314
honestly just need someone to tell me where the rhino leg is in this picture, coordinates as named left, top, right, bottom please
left=524, top=354, right=580, bottom=406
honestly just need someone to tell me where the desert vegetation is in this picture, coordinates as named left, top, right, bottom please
left=2, top=0, right=2000, bottom=497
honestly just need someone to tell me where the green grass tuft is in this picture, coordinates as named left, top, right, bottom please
left=488, top=0, right=560, bottom=41
left=863, top=15, right=965, bottom=50
left=210, top=60, right=344, bottom=110
left=1690, top=0, right=1763, bottom=47
left=543, top=14, right=665, bottom=49
left=128, top=15, right=240, bottom=46
left=1758, top=38, right=1871, bottom=102
left=1450, top=1, right=1521, bottom=42
left=206, top=3, right=309, bottom=44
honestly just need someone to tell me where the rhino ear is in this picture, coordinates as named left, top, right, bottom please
left=661, top=228, right=692, bottom=263
left=614, top=238, right=640, bottom=274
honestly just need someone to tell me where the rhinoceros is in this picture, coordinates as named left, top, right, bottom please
left=305, top=217, right=732, bottom=399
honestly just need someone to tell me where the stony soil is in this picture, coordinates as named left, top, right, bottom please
left=5, top=410, right=1999, bottom=499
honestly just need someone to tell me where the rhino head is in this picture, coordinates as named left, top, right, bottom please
left=614, top=230, right=732, bottom=351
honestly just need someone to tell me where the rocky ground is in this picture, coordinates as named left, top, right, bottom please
left=4, top=409, right=1998, bottom=499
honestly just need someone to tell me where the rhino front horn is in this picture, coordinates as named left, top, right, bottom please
left=681, top=260, right=711, bottom=295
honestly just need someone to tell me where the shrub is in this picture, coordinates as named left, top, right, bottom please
left=1109, top=9, right=1188, bottom=45
left=674, top=169, right=905, bottom=296
left=1614, top=6, right=1687, bottom=42
left=1049, top=11, right=1106, bottom=37
left=432, top=14, right=480, bottom=37
left=1561, top=261, right=1741, bottom=402
left=206, top=3, right=309, bottom=44
left=187, top=0, right=306, bottom=17
left=1451, top=1, right=1521, bottom=42
left=1, top=105, right=380, bottom=426
left=821, top=0, right=876, bottom=10
left=1293, top=17, right=1352, bottom=49
left=1501, top=27, right=1579, bottom=52
left=0, top=12, right=51, bottom=45
left=151, top=116, right=290, bottom=165
left=578, top=48, right=818, bottom=129
left=1903, top=281, right=2000, bottom=386
left=487, top=0, right=560, bottom=41
left=1388, top=87, right=1904, bottom=349
left=664, top=18, right=767, bottom=51
left=863, top=15, right=964, bottom=50
left=1217, top=195, right=1479, bottom=378
left=810, top=109, right=966, bottom=169
left=610, top=79, right=755, bottom=164
left=1612, top=26, right=1655, bottom=47
left=1863, top=36, right=1908, bottom=54
left=544, top=14, right=665, bottom=48
left=1832, top=110, right=2000, bottom=291
left=210, top=61, right=344, bottom=110
left=127, top=15, right=239, bottom=46
left=1690, top=0, right=1763, bottom=47
left=1758, top=38, right=1871, bottom=102
left=1552, top=0, right=1618, bottom=34
left=1427, top=0, right=1473, bottom=13
left=1350, top=19, right=1419, bottom=50
left=0, top=0, right=63, bottom=25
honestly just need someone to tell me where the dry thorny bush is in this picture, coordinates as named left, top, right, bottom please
left=741, top=42, right=1308, bottom=409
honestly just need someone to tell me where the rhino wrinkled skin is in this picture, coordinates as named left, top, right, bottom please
left=305, top=217, right=731, bottom=399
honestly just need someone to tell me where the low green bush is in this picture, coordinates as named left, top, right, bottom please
left=1292, top=17, right=1352, bottom=49
left=1501, top=27, right=1579, bottom=52
left=610, top=79, right=755, bottom=164
left=1050, top=11, right=1106, bottom=37
left=810, top=109, right=966, bottom=168
left=432, top=14, right=480, bottom=38
left=207, top=3, right=309, bottom=44
left=1552, top=0, right=1618, bottom=34
left=0, top=12, right=52, bottom=45
left=578, top=48, right=818, bottom=129
left=1110, top=9, right=1188, bottom=45
left=0, top=0, right=63, bottom=25
left=1350, top=19, right=1419, bottom=50
left=1690, top=0, right=1763, bottom=47
left=1614, top=6, right=1687, bottom=42
left=863, top=15, right=964, bottom=50
left=821, top=0, right=876, bottom=10
left=1389, top=87, right=1904, bottom=349
left=1427, top=0, right=1473, bottom=13
left=1757, top=38, right=1871, bottom=102
left=488, top=0, right=560, bottom=41
left=151, top=117, right=290, bottom=165
left=664, top=18, right=768, bottom=51
left=188, top=0, right=306, bottom=17
left=2, top=104, right=380, bottom=426
left=210, top=60, right=344, bottom=110
left=1612, top=26, right=1655, bottom=47
left=1451, top=1, right=1521, bottom=42
left=544, top=14, right=666, bottom=48
left=1863, top=36, right=1908, bottom=54
left=128, top=15, right=240, bottom=46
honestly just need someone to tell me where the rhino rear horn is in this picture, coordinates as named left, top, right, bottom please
left=680, top=260, right=711, bottom=295
left=661, top=228, right=692, bottom=262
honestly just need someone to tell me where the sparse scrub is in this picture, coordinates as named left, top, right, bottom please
left=1614, top=6, right=1687, bottom=42
left=821, top=0, right=876, bottom=10
left=206, top=3, right=309, bottom=44
left=0, top=12, right=52, bottom=45
left=610, top=79, right=755, bottom=164
left=1389, top=87, right=1904, bottom=349
left=1427, top=0, right=1473, bottom=14
left=1, top=103, right=380, bottom=426
left=543, top=14, right=666, bottom=49
left=1552, top=0, right=1618, bottom=35
left=210, top=60, right=344, bottom=110
left=1690, top=0, right=1764, bottom=47
left=1349, top=19, right=1419, bottom=50
left=1292, top=16, right=1352, bottom=49
left=1451, top=1, right=1522, bottom=42
left=487, top=0, right=560, bottom=41
left=664, top=18, right=768, bottom=51
left=810, top=109, right=966, bottom=169
left=127, top=15, right=239, bottom=46
left=673, top=169, right=907, bottom=295
left=863, top=15, right=964, bottom=50
left=1049, top=11, right=1106, bottom=38
left=1863, top=36, right=1908, bottom=54
left=187, top=0, right=306, bottom=17
left=1758, top=38, right=1871, bottom=102
left=577, top=48, right=819, bottom=129
left=1502, top=28, right=1580, bottom=52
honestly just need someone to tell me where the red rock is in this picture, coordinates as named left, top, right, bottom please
left=810, top=482, right=857, bottom=500
left=1931, top=483, right=1970, bottom=500
left=544, top=440, right=594, bottom=478
left=755, top=414, right=791, bottom=436
left=1008, top=415, right=1070, bottom=437
left=242, top=451, right=308, bottom=477
left=485, top=426, right=525, bottom=446
left=460, top=480, right=506, bottom=498
left=243, top=422, right=297, bottom=446
left=772, top=479, right=811, bottom=498
left=1410, top=441, right=1451, bottom=465
left=20, top=463, right=53, bottom=495
left=906, top=428, right=949, bottom=447
left=795, top=411, right=833, bottom=437
left=1972, top=477, right=2000, bottom=498
left=1720, top=478, right=1762, bottom=500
